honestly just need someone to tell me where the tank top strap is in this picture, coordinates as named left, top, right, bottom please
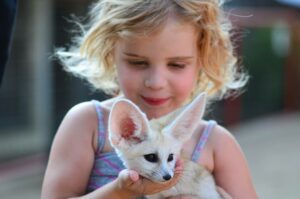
left=191, top=120, right=217, bottom=162
left=92, top=100, right=107, bottom=154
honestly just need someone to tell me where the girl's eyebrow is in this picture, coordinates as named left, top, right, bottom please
left=123, top=52, right=193, bottom=60
left=123, top=52, right=147, bottom=58
left=167, top=56, right=194, bottom=61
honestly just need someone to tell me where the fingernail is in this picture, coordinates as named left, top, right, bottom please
left=129, top=171, right=139, bottom=181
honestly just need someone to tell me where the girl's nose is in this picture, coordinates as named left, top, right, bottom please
left=144, top=68, right=167, bottom=90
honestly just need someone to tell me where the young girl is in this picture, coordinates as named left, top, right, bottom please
left=42, top=0, right=259, bottom=198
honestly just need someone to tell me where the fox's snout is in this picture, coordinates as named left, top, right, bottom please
left=163, top=173, right=172, bottom=181
left=158, top=168, right=174, bottom=182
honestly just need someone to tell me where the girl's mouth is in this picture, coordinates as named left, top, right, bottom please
left=141, top=96, right=170, bottom=106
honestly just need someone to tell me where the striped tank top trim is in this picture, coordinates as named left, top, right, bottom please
left=92, top=100, right=106, bottom=154
left=191, top=120, right=216, bottom=162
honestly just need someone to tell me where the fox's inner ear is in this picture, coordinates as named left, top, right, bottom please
left=119, top=116, right=144, bottom=143
left=164, top=93, right=207, bottom=143
left=120, top=117, right=137, bottom=139
left=108, top=99, right=149, bottom=148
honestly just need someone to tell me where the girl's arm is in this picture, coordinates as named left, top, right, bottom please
left=41, top=102, right=99, bottom=198
left=212, top=125, right=259, bottom=199
left=41, top=102, right=183, bottom=199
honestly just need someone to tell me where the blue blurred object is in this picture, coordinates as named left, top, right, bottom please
left=0, top=0, right=18, bottom=86
left=277, top=0, right=300, bottom=7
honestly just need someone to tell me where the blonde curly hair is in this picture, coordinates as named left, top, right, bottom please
left=57, top=0, right=247, bottom=100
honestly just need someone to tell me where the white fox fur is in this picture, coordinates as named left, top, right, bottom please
left=108, top=93, right=223, bottom=199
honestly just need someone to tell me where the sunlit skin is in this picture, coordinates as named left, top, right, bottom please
left=115, top=18, right=201, bottom=119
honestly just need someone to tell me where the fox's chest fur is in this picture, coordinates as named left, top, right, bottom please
left=108, top=93, right=223, bottom=199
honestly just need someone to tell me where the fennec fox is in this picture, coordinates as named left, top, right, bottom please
left=108, top=93, right=223, bottom=199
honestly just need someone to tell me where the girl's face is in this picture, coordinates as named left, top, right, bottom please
left=115, top=19, right=200, bottom=119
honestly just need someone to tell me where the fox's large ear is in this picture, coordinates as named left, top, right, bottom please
left=164, top=93, right=206, bottom=143
left=108, top=99, right=150, bottom=149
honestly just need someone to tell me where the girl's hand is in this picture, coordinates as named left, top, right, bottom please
left=115, top=159, right=184, bottom=198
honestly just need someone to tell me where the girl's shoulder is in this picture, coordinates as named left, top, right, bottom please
left=194, top=120, right=235, bottom=143
left=60, top=100, right=109, bottom=153
left=65, top=97, right=124, bottom=133
left=204, top=121, right=239, bottom=155
left=63, top=96, right=128, bottom=130
left=208, top=122, right=238, bottom=152
left=61, top=101, right=99, bottom=141
left=66, top=96, right=122, bottom=122
left=64, top=97, right=120, bottom=128
left=193, top=120, right=237, bottom=153
left=210, top=122, right=235, bottom=140
left=66, top=101, right=98, bottom=125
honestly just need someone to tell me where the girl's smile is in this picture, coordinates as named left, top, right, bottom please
left=140, top=96, right=171, bottom=107
left=115, top=18, right=201, bottom=119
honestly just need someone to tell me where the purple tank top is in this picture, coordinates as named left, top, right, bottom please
left=86, top=100, right=216, bottom=193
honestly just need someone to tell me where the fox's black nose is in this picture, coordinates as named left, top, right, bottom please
left=163, top=174, right=171, bottom=181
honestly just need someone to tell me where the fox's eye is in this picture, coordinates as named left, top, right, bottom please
left=144, top=153, right=158, bottom=163
left=167, top=154, right=174, bottom=162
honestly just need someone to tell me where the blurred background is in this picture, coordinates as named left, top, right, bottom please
left=0, top=0, right=299, bottom=198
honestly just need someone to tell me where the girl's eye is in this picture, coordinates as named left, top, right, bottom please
left=169, top=63, right=185, bottom=69
left=128, top=60, right=148, bottom=68
left=167, top=154, right=174, bottom=162
left=144, top=153, right=158, bottom=163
